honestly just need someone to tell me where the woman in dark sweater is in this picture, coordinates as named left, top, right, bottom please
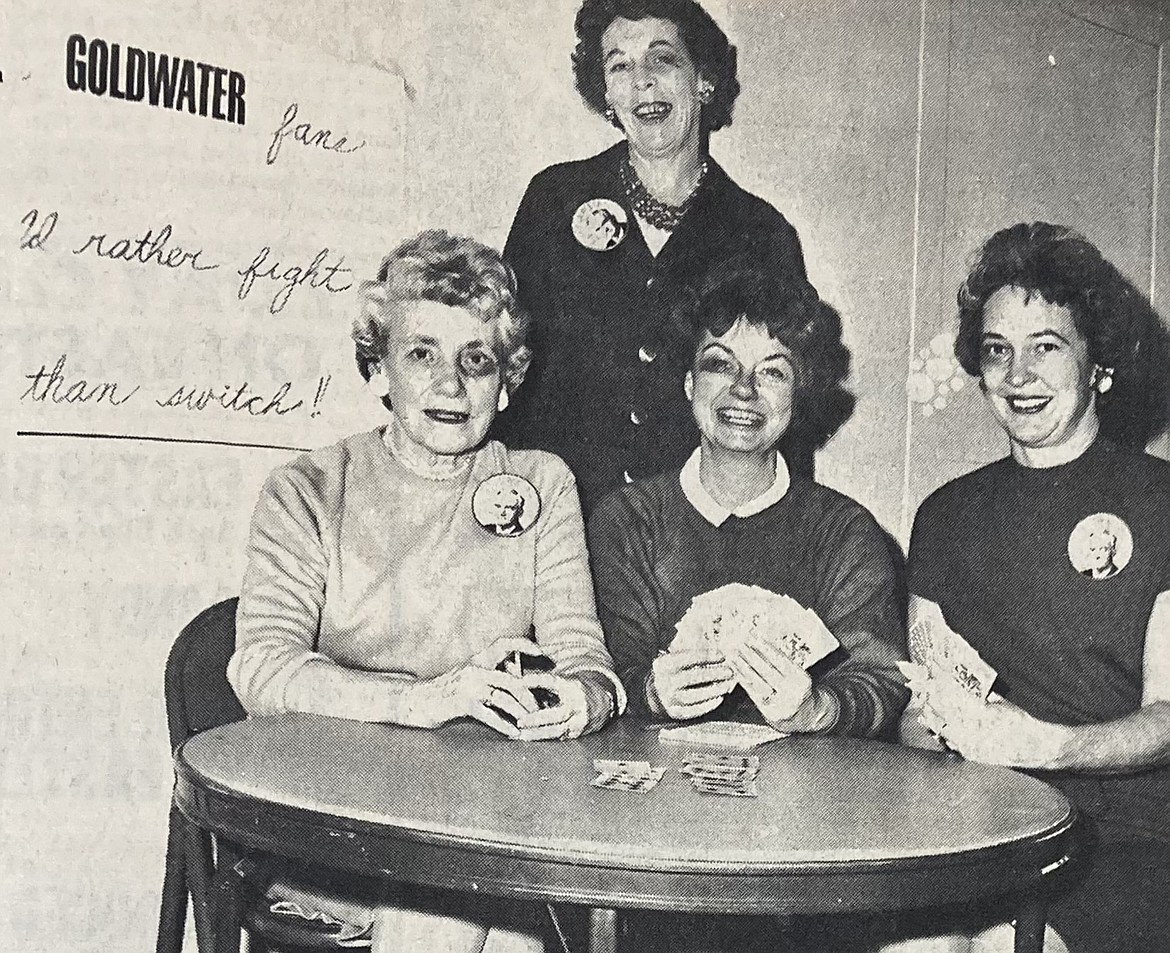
left=588, top=266, right=908, bottom=736
left=498, top=0, right=808, bottom=513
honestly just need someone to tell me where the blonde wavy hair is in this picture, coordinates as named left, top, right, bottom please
left=353, top=230, right=532, bottom=394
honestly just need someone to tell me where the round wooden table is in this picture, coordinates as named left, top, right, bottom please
left=175, top=715, right=1076, bottom=953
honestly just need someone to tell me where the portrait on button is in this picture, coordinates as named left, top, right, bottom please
left=1068, top=513, right=1132, bottom=580
left=572, top=198, right=628, bottom=252
left=472, top=474, right=541, bottom=538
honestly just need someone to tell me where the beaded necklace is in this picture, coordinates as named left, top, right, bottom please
left=620, top=156, right=709, bottom=232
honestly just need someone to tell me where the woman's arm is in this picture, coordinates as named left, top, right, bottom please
left=808, top=508, right=911, bottom=738
left=586, top=491, right=668, bottom=719
left=1046, top=591, right=1170, bottom=772
left=525, top=460, right=626, bottom=734
left=914, top=594, right=1170, bottom=773
left=229, top=465, right=536, bottom=733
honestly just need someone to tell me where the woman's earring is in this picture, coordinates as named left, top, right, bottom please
left=368, top=370, right=390, bottom=398
left=699, top=82, right=714, bottom=104
left=498, top=389, right=509, bottom=412
left=1097, top=367, right=1114, bottom=394
left=605, top=105, right=618, bottom=125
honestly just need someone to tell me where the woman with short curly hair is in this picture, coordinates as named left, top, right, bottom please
left=953, top=221, right=1168, bottom=450
left=589, top=267, right=908, bottom=737
left=499, top=0, right=809, bottom=513
left=231, top=229, right=625, bottom=953
left=905, top=222, right=1170, bottom=953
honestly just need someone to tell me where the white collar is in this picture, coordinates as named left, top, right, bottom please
left=679, top=447, right=790, bottom=527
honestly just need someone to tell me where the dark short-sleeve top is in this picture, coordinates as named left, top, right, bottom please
left=497, top=142, right=808, bottom=513
left=907, top=439, right=1170, bottom=843
left=587, top=470, right=909, bottom=737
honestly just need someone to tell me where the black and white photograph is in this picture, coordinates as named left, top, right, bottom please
left=3, top=2, right=1169, bottom=952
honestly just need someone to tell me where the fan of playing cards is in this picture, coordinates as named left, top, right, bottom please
left=670, top=584, right=839, bottom=713
left=900, top=600, right=998, bottom=735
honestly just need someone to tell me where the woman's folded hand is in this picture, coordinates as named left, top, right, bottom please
left=514, top=672, right=616, bottom=741
left=404, top=638, right=544, bottom=737
left=648, top=649, right=737, bottom=721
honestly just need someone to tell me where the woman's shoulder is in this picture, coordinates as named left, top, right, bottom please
left=590, top=471, right=684, bottom=530
left=522, top=142, right=623, bottom=194
left=263, top=430, right=383, bottom=497
left=786, top=476, right=886, bottom=536
left=491, top=443, right=580, bottom=494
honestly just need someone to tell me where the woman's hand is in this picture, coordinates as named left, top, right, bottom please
left=728, top=632, right=837, bottom=733
left=648, top=648, right=737, bottom=721
left=405, top=638, right=543, bottom=738
left=930, top=688, right=1073, bottom=770
left=515, top=671, right=615, bottom=740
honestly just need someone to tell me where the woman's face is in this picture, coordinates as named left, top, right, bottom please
left=601, top=16, right=704, bottom=161
left=686, top=317, right=796, bottom=458
left=373, top=299, right=503, bottom=456
left=978, top=285, right=1097, bottom=453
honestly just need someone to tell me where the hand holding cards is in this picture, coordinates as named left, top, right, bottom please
left=669, top=585, right=839, bottom=727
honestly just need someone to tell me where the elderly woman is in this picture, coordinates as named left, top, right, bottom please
left=497, top=0, right=809, bottom=513
left=228, top=230, right=625, bottom=953
left=589, top=266, right=907, bottom=735
left=905, top=223, right=1170, bottom=953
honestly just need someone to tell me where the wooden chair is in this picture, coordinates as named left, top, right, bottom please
left=157, top=598, right=367, bottom=953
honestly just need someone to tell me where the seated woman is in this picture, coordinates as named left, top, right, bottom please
left=588, top=266, right=907, bottom=737
left=905, top=223, right=1170, bottom=953
left=228, top=229, right=625, bottom=953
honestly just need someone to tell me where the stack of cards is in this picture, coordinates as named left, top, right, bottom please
left=670, top=584, right=839, bottom=712
left=681, top=752, right=760, bottom=797
left=590, top=759, right=666, bottom=792
left=659, top=720, right=787, bottom=751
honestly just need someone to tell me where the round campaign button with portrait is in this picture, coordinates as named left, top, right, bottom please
left=1068, top=512, right=1132, bottom=580
left=572, top=198, right=628, bottom=252
left=472, top=473, right=541, bottom=538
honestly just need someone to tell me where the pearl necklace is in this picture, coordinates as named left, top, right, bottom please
left=620, top=156, right=709, bottom=232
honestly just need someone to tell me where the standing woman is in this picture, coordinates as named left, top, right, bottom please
left=499, top=0, right=808, bottom=513
left=906, top=223, right=1170, bottom=953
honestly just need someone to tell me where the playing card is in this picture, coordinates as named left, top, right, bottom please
left=910, top=603, right=997, bottom=701
left=691, top=776, right=759, bottom=797
left=591, top=767, right=665, bottom=792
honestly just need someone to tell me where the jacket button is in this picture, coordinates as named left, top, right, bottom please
left=638, top=346, right=656, bottom=364
left=630, top=410, right=643, bottom=425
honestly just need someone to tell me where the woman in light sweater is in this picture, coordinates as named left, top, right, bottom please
left=229, top=229, right=625, bottom=953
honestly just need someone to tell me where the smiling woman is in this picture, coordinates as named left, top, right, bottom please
left=497, top=0, right=809, bottom=512
left=906, top=223, right=1170, bottom=953
left=228, top=230, right=625, bottom=953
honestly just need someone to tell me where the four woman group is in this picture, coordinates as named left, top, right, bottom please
left=225, top=2, right=1170, bottom=953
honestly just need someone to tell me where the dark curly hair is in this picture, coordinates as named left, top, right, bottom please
left=573, top=0, right=740, bottom=133
left=668, top=265, right=855, bottom=449
left=956, top=222, right=1169, bottom=449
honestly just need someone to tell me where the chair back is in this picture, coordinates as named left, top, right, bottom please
left=165, top=598, right=246, bottom=751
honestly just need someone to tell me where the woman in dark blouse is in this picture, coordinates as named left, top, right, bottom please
left=498, top=0, right=808, bottom=512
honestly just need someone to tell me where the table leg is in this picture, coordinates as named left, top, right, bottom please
left=588, top=907, right=620, bottom=953
left=1013, top=898, right=1046, bottom=953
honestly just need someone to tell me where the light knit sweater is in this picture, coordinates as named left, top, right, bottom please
left=229, top=430, right=624, bottom=719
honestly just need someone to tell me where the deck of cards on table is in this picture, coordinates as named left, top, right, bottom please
left=671, top=584, right=840, bottom=715
left=681, top=752, right=761, bottom=797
